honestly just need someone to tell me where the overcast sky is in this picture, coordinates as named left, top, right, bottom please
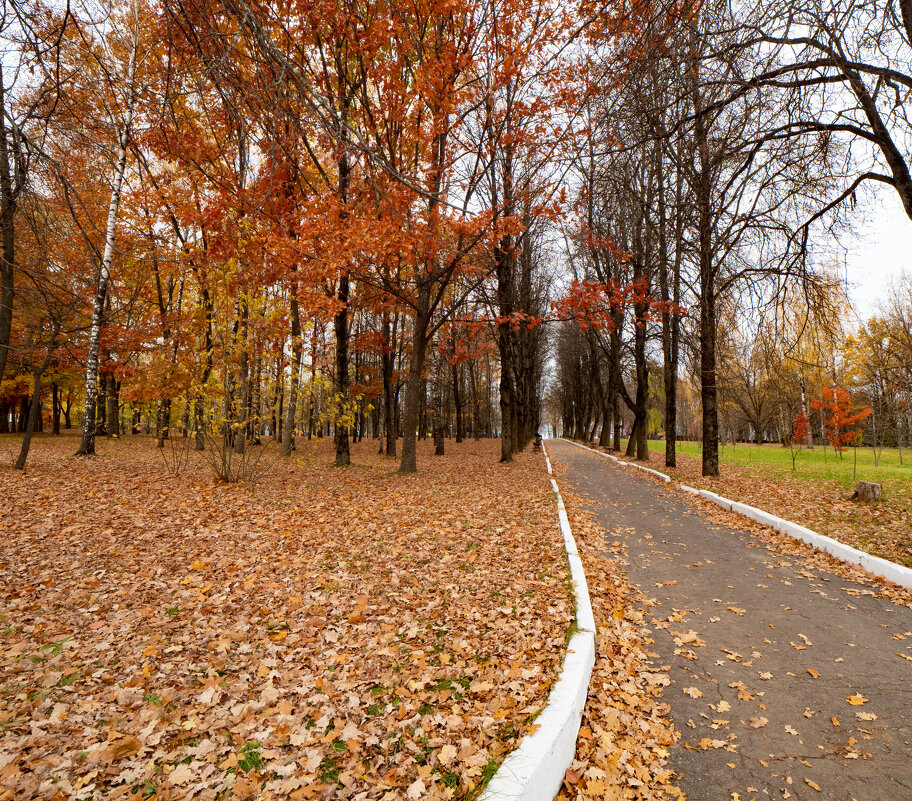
left=841, top=186, right=912, bottom=324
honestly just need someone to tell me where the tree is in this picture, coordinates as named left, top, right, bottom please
left=739, top=0, right=912, bottom=232
left=811, top=386, right=872, bottom=455
left=788, top=408, right=811, bottom=470
left=51, top=0, right=147, bottom=456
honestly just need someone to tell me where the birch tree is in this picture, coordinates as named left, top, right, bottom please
left=74, top=1, right=143, bottom=455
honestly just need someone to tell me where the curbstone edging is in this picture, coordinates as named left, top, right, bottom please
left=559, top=438, right=912, bottom=590
left=480, top=444, right=596, bottom=801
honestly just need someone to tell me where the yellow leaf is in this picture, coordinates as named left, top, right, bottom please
left=846, top=694, right=868, bottom=705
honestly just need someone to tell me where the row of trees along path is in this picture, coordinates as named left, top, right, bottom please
left=6, top=0, right=912, bottom=476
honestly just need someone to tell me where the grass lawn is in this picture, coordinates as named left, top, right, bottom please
left=0, top=433, right=570, bottom=801
left=600, top=438, right=912, bottom=569
left=676, top=439, right=912, bottom=501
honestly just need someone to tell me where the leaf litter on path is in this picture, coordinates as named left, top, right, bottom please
left=551, top=481, right=681, bottom=801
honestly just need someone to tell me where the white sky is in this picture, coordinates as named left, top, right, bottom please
left=841, top=186, right=912, bottom=323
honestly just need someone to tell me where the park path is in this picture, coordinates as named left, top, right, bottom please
left=546, top=439, right=912, bottom=801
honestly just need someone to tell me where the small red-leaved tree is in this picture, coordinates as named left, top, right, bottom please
left=811, top=387, right=872, bottom=458
left=788, top=408, right=811, bottom=470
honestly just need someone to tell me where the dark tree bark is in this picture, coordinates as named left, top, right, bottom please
left=399, top=285, right=431, bottom=473
left=0, top=70, right=23, bottom=389
left=94, top=375, right=107, bottom=436
left=234, top=292, right=250, bottom=455
left=434, top=411, right=445, bottom=455
left=282, top=285, right=303, bottom=456
left=333, top=272, right=351, bottom=466
left=157, top=398, right=172, bottom=447
left=452, top=361, right=463, bottom=443
left=17, top=394, right=28, bottom=433
left=15, top=333, right=58, bottom=470
left=107, top=375, right=120, bottom=436
left=51, top=381, right=61, bottom=435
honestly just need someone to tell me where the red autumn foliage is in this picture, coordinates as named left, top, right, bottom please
left=810, top=387, right=872, bottom=452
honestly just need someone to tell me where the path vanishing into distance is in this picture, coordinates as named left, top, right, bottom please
left=547, top=439, right=912, bottom=801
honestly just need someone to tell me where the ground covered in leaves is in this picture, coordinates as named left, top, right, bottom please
left=663, top=448, right=912, bottom=568
left=0, top=434, right=571, bottom=801
left=549, top=476, right=681, bottom=801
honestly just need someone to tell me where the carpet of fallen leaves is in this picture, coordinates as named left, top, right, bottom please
left=0, top=434, right=571, bottom=801
left=549, top=471, right=681, bottom=801
left=664, top=450, right=912, bottom=568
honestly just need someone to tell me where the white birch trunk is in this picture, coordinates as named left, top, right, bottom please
left=77, top=39, right=138, bottom=455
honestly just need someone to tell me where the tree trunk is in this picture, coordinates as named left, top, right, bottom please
left=496, top=247, right=515, bottom=463
left=400, top=286, right=431, bottom=473
left=382, top=311, right=397, bottom=457
left=157, top=398, right=171, bottom=447
left=452, top=361, right=463, bottom=443
left=334, top=273, right=351, bottom=466
left=194, top=401, right=205, bottom=449
left=51, top=382, right=60, bottom=435
left=76, top=53, right=136, bottom=456
left=107, top=375, right=120, bottom=437
left=234, top=293, right=249, bottom=455
left=692, top=48, right=719, bottom=477
left=95, top=375, right=107, bottom=436
left=660, top=144, right=682, bottom=468
left=282, top=290, right=302, bottom=456
left=434, top=410, right=445, bottom=455
left=699, top=276, right=719, bottom=476
left=15, top=340, right=56, bottom=470
left=0, top=71, right=17, bottom=388
left=16, top=394, right=27, bottom=432
left=15, top=376, right=43, bottom=469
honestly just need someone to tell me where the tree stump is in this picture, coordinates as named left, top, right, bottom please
left=851, top=481, right=882, bottom=502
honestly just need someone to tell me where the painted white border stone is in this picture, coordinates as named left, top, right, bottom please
left=560, top=438, right=912, bottom=589
left=480, top=444, right=596, bottom=801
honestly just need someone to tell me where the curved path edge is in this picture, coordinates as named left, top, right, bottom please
left=562, top=437, right=912, bottom=590
left=479, top=445, right=596, bottom=801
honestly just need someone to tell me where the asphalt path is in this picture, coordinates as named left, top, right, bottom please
left=547, top=439, right=912, bottom=801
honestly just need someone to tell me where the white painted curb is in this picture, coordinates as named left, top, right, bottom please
left=560, top=439, right=912, bottom=590
left=480, top=444, right=596, bottom=801
left=686, top=490, right=912, bottom=588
